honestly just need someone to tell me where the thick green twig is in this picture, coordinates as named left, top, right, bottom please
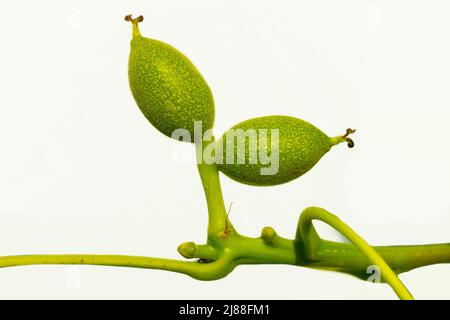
left=0, top=138, right=448, bottom=299
left=0, top=232, right=448, bottom=285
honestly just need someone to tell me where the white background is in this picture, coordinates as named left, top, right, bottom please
left=0, top=0, right=449, bottom=299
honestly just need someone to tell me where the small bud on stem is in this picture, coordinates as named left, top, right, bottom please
left=261, top=226, right=278, bottom=245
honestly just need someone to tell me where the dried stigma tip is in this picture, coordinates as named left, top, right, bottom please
left=124, top=14, right=144, bottom=23
left=344, top=128, right=356, bottom=138
left=124, top=14, right=144, bottom=37
left=344, top=128, right=356, bottom=148
left=331, top=128, right=356, bottom=148
left=346, top=138, right=355, bottom=148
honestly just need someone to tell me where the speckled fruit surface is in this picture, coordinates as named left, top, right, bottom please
left=216, top=115, right=333, bottom=186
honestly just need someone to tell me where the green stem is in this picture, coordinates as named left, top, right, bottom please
left=0, top=135, right=447, bottom=299
left=195, top=140, right=231, bottom=236
left=297, top=207, right=414, bottom=300
left=0, top=236, right=447, bottom=286
left=0, top=226, right=447, bottom=300
left=0, top=253, right=234, bottom=281
left=310, top=241, right=450, bottom=278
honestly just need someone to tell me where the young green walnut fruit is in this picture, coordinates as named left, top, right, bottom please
left=126, top=15, right=215, bottom=140
left=215, top=115, right=354, bottom=186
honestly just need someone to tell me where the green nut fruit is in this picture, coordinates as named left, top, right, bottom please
left=126, top=15, right=215, bottom=140
left=215, top=115, right=354, bottom=186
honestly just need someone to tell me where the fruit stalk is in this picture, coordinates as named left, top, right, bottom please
left=196, top=140, right=233, bottom=236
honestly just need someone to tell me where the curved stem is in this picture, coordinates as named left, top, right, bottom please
left=297, top=206, right=414, bottom=300
left=0, top=253, right=234, bottom=281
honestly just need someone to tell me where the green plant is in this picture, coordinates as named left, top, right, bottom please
left=0, top=15, right=448, bottom=300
